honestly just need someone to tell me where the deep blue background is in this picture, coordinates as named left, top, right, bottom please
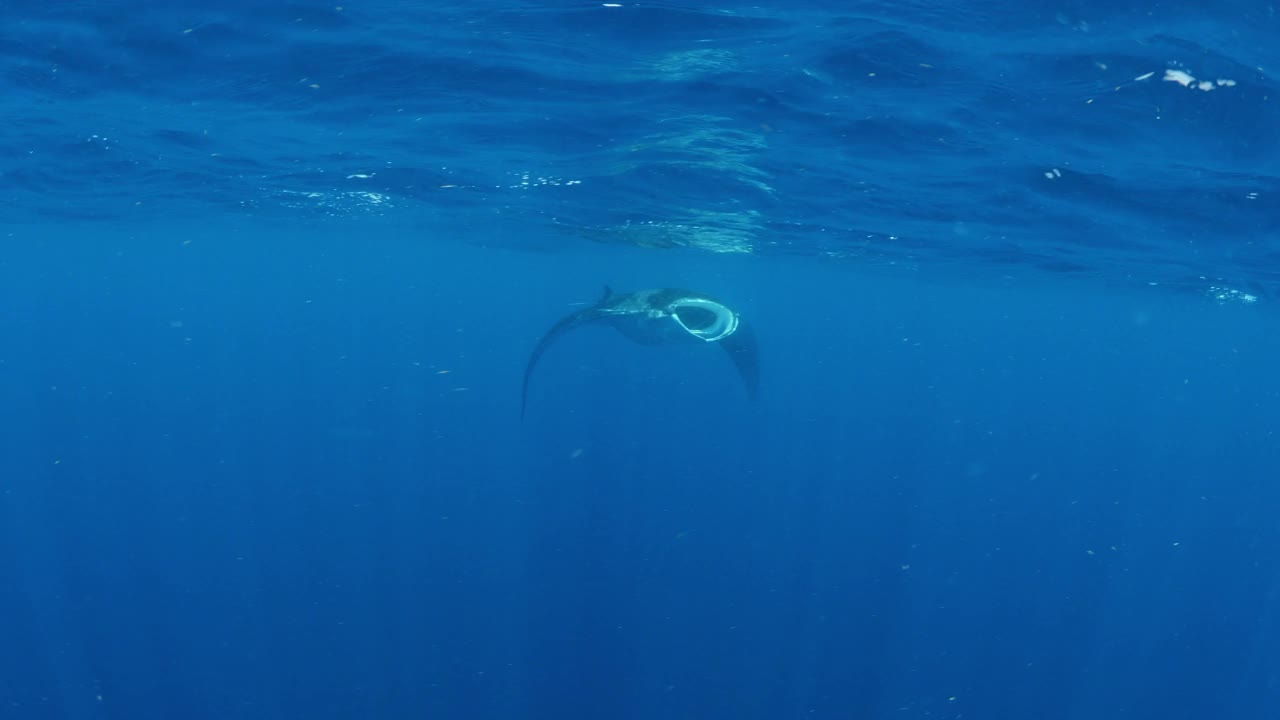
left=3, top=1, right=1280, bottom=718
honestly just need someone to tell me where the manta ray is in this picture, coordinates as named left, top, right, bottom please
left=521, top=287, right=758, bottom=417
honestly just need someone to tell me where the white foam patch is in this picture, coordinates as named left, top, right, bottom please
left=1162, top=68, right=1236, bottom=92
left=273, top=188, right=392, bottom=215
left=1207, top=285, right=1259, bottom=304
left=501, top=171, right=582, bottom=190
left=1163, top=69, right=1196, bottom=87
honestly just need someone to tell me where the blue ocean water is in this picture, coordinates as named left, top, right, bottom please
left=3, top=1, right=1279, bottom=718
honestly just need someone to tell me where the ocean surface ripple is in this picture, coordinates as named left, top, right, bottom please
left=3, top=1, right=1278, bottom=298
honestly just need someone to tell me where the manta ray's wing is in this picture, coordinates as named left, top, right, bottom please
left=521, top=301, right=612, bottom=419
left=719, top=321, right=759, bottom=400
